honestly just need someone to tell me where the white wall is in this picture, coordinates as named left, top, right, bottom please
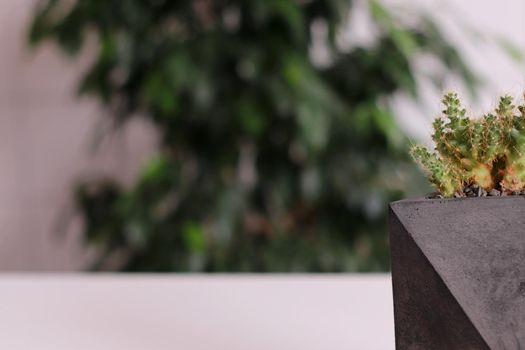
left=0, top=0, right=523, bottom=270
left=0, top=0, right=157, bottom=270
left=390, top=0, right=525, bottom=141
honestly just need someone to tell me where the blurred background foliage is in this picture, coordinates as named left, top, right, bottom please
left=30, top=0, right=477, bottom=272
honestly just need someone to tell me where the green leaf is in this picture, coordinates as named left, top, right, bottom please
left=495, top=36, right=525, bottom=63
left=141, top=155, right=169, bottom=182
left=182, top=222, right=206, bottom=252
left=297, top=102, right=330, bottom=154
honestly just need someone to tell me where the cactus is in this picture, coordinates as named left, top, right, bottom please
left=411, top=92, right=525, bottom=197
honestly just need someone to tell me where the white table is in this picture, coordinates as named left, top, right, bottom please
left=0, top=274, right=394, bottom=350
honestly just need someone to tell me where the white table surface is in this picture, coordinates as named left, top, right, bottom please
left=0, top=274, right=395, bottom=350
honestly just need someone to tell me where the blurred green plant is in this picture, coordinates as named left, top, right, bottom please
left=30, top=0, right=478, bottom=271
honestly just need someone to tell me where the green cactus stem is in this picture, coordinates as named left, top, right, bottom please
left=411, top=92, right=525, bottom=197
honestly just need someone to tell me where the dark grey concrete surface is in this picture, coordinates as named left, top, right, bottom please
left=389, top=196, right=525, bottom=350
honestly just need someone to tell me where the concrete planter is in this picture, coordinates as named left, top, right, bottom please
left=389, top=196, right=525, bottom=350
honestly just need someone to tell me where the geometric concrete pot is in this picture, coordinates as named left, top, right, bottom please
left=389, top=196, right=525, bottom=350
